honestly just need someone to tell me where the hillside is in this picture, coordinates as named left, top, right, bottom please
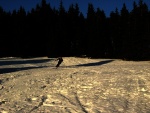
left=0, top=57, right=150, bottom=113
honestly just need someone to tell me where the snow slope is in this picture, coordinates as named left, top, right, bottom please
left=0, top=57, right=150, bottom=113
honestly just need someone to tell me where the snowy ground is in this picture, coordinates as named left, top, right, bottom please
left=0, top=57, right=150, bottom=113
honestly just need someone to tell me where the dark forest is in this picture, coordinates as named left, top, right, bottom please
left=0, top=0, right=150, bottom=60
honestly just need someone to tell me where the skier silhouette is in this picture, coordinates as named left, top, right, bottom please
left=55, top=57, right=63, bottom=68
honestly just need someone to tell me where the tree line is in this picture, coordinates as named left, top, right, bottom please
left=0, top=0, right=150, bottom=60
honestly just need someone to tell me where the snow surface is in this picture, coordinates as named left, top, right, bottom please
left=0, top=57, right=150, bottom=112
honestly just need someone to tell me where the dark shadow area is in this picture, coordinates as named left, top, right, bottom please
left=0, top=66, right=48, bottom=74
left=76, top=60, right=114, bottom=67
left=0, top=79, right=2, bottom=84
left=0, top=0, right=150, bottom=61
left=59, top=59, right=114, bottom=68
left=0, top=58, right=52, bottom=66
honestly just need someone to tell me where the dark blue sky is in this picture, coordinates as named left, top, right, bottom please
left=0, top=0, right=150, bottom=17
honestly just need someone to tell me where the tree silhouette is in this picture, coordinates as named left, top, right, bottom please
left=120, top=3, right=130, bottom=58
left=109, top=8, right=121, bottom=58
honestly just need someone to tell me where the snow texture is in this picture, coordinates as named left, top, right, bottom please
left=0, top=57, right=150, bottom=113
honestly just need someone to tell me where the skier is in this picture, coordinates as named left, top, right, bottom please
left=55, top=57, right=63, bottom=68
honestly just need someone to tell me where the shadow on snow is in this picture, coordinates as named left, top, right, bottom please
left=0, top=58, right=53, bottom=74
left=0, top=59, right=114, bottom=74
left=0, top=58, right=52, bottom=66
left=75, top=59, right=114, bottom=67
left=60, top=59, right=114, bottom=68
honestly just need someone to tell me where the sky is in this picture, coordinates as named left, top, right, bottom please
left=0, top=0, right=150, bottom=17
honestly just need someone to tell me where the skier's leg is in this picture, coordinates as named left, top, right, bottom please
left=56, top=61, right=61, bottom=68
